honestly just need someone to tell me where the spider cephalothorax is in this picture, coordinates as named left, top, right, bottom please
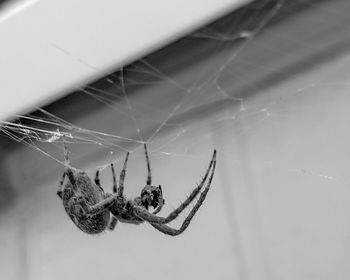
left=140, top=185, right=164, bottom=210
left=57, top=140, right=216, bottom=236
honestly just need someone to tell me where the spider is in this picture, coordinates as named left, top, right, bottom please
left=57, top=140, right=216, bottom=236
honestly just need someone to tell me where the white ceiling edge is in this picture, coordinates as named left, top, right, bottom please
left=0, top=0, right=251, bottom=121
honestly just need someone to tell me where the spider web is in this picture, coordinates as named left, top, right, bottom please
left=1, top=0, right=345, bottom=178
left=2, top=0, right=350, bottom=279
left=1, top=0, right=286, bottom=164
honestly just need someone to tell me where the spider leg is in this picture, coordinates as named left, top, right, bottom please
left=117, top=152, right=129, bottom=197
left=111, top=163, right=117, bottom=193
left=94, top=170, right=106, bottom=193
left=94, top=170, right=101, bottom=187
left=57, top=138, right=75, bottom=198
left=144, top=143, right=162, bottom=214
left=107, top=216, right=118, bottom=230
left=63, top=138, right=75, bottom=185
left=57, top=171, right=66, bottom=199
left=77, top=194, right=116, bottom=216
left=150, top=155, right=216, bottom=236
left=94, top=164, right=115, bottom=193
left=144, top=143, right=152, bottom=185
left=133, top=150, right=216, bottom=225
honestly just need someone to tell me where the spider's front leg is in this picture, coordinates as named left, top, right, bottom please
left=151, top=151, right=216, bottom=236
left=142, top=144, right=164, bottom=215
left=133, top=150, right=216, bottom=225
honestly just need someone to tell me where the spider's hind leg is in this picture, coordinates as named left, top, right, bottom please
left=77, top=194, right=116, bottom=216
left=94, top=170, right=107, bottom=193
left=57, top=137, right=75, bottom=198
left=107, top=216, right=118, bottom=231
left=94, top=162, right=116, bottom=193
left=57, top=171, right=65, bottom=199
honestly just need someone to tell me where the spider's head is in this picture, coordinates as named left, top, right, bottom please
left=140, top=185, right=164, bottom=210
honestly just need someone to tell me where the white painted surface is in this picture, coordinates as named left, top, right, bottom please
left=0, top=0, right=249, bottom=120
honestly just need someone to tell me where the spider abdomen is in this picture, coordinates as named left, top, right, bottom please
left=62, top=171, right=110, bottom=234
